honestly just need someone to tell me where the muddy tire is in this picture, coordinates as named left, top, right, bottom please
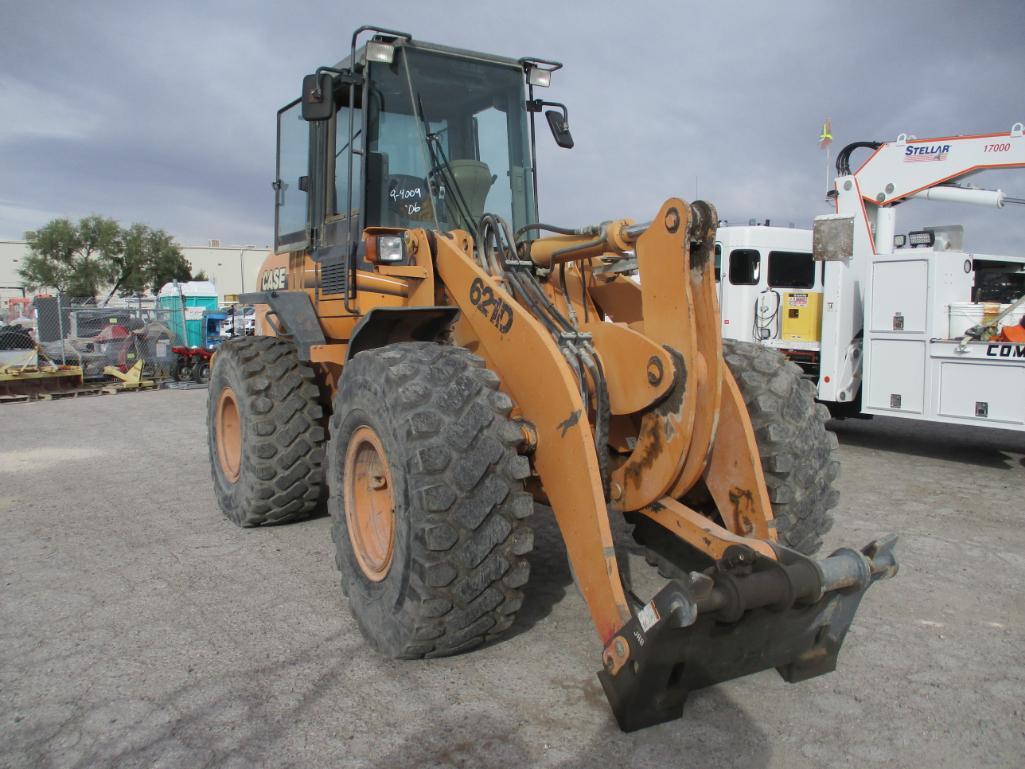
left=634, top=340, right=839, bottom=573
left=207, top=336, right=326, bottom=527
left=721, top=339, right=839, bottom=553
left=329, top=342, right=533, bottom=659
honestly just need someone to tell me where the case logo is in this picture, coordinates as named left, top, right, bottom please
left=261, top=267, right=287, bottom=291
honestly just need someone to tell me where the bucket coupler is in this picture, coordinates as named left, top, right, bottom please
left=598, top=536, right=898, bottom=732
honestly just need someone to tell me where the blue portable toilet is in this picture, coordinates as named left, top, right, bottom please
left=157, top=281, right=219, bottom=347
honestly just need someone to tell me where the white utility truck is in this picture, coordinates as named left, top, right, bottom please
left=716, top=123, right=1025, bottom=431
left=714, top=223, right=821, bottom=375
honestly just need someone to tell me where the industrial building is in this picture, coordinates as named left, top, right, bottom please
left=0, top=239, right=270, bottom=310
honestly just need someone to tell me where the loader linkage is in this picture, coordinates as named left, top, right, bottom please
left=599, top=536, right=898, bottom=731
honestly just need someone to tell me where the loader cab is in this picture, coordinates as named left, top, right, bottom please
left=275, top=37, right=539, bottom=263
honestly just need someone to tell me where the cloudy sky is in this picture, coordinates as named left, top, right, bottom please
left=2, top=0, right=1023, bottom=252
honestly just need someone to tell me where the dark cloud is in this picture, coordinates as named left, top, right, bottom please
left=2, top=0, right=1023, bottom=252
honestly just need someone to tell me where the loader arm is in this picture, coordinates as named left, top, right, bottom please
left=431, top=201, right=781, bottom=645
left=430, top=200, right=898, bottom=731
left=433, top=232, right=633, bottom=642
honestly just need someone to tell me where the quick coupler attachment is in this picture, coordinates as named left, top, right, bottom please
left=597, top=536, right=898, bottom=732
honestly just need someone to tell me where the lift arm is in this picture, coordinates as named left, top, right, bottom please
left=850, top=122, right=1025, bottom=207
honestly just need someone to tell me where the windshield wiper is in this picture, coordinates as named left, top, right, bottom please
left=414, top=93, right=478, bottom=238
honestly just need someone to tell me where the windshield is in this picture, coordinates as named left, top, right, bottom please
left=365, top=48, right=536, bottom=236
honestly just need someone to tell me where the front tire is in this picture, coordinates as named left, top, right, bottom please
left=207, top=336, right=326, bottom=527
left=329, top=342, right=534, bottom=658
left=634, top=340, right=839, bottom=573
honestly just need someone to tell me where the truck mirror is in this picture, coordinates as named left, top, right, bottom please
left=545, top=110, right=574, bottom=149
left=301, top=73, right=334, bottom=121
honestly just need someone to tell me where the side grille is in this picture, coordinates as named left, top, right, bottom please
left=321, top=261, right=347, bottom=295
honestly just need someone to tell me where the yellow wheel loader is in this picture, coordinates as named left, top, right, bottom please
left=207, top=26, right=897, bottom=731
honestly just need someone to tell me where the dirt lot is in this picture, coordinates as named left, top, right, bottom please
left=1, top=389, right=1023, bottom=768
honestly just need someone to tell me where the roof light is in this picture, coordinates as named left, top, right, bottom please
left=365, top=40, right=396, bottom=64
left=527, top=66, right=551, bottom=87
left=520, top=57, right=562, bottom=88
left=893, top=234, right=907, bottom=248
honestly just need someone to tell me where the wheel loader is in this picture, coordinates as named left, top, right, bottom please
left=207, top=26, right=898, bottom=731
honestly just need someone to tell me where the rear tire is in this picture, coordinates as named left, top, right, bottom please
left=207, top=336, right=326, bottom=527
left=328, top=342, right=534, bottom=658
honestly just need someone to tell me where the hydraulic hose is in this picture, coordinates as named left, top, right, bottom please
left=515, top=222, right=600, bottom=241
left=835, top=141, right=882, bottom=176
left=476, top=212, right=613, bottom=492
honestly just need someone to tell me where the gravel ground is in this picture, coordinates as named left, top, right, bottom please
left=1, top=389, right=1023, bottom=768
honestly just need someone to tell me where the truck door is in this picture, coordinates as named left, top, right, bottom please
left=725, top=248, right=761, bottom=342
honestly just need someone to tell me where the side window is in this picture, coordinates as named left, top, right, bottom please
left=768, top=251, right=815, bottom=288
left=275, top=101, right=310, bottom=248
left=474, top=107, right=511, bottom=220
left=333, top=105, right=363, bottom=220
left=714, top=243, right=722, bottom=282
left=728, top=249, right=760, bottom=285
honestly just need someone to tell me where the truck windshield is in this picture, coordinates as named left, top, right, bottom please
left=365, top=48, right=535, bottom=236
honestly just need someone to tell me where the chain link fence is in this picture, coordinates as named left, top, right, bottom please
left=1, top=295, right=255, bottom=389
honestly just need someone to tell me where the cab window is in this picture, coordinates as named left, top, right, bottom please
left=728, top=249, right=760, bottom=285
left=767, top=251, right=815, bottom=288
left=332, top=106, right=363, bottom=220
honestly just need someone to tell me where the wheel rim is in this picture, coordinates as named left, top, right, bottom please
left=343, top=425, right=396, bottom=582
left=215, top=386, right=242, bottom=483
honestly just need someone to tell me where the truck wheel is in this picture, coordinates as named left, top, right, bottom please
left=194, top=359, right=211, bottom=384
left=329, top=342, right=534, bottom=658
left=207, top=336, right=326, bottom=527
left=174, top=357, right=192, bottom=382
left=720, top=339, right=839, bottom=553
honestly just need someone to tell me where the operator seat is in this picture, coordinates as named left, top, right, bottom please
left=448, top=160, right=496, bottom=225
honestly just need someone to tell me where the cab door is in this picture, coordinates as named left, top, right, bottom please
left=274, top=99, right=312, bottom=253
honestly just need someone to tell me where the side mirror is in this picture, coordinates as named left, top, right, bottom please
left=545, top=110, right=574, bottom=149
left=301, top=73, right=334, bottom=121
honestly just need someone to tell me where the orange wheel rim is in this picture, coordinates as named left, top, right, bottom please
left=215, top=387, right=242, bottom=483
left=343, top=426, right=396, bottom=581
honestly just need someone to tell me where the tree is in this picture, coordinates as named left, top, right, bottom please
left=103, top=224, right=192, bottom=302
left=19, top=215, right=121, bottom=300
left=141, top=229, right=192, bottom=296
left=18, top=216, right=193, bottom=302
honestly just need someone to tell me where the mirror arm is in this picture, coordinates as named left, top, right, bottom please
left=313, top=67, right=363, bottom=101
left=527, top=99, right=569, bottom=122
